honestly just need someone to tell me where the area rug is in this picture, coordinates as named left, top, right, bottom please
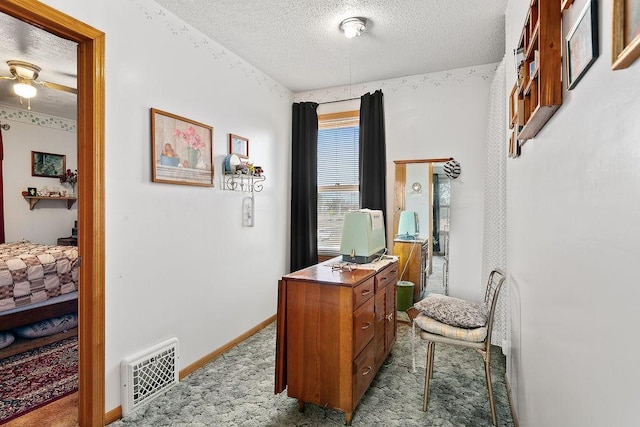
left=0, top=336, right=78, bottom=424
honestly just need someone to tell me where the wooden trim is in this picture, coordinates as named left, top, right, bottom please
left=392, top=163, right=406, bottom=252
left=0, top=2, right=106, bottom=426
left=393, top=158, right=452, bottom=165
left=104, top=406, right=122, bottom=426
left=504, top=374, right=520, bottom=427
left=179, top=315, right=277, bottom=379
left=317, top=110, right=359, bottom=121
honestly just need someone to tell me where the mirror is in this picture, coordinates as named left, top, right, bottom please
left=392, top=158, right=451, bottom=303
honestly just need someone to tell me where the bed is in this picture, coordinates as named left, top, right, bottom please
left=0, top=241, right=79, bottom=356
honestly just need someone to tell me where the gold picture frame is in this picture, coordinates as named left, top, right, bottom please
left=612, top=0, right=640, bottom=69
left=151, top=108, right=214, bottom=187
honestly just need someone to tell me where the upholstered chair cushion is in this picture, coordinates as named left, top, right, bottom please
left=414, top=313, right=488, bottom=342
left=414, top=293, right=488, bottom=328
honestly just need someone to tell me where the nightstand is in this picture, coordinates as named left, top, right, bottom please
left=57, top=236, right=78, bottom=246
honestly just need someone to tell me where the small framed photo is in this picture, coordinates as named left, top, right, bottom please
left=612, top=0, right=640, bottom=69
left=229, top=134, right=249, bottom=158
left=566, top=0, right=599, bottom=90
left=32, top=151, right=66, bottom=178
left=27, top=187, right=37, bottom=197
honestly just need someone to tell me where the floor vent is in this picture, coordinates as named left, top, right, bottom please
left=120, top=338, right=179, bottom=416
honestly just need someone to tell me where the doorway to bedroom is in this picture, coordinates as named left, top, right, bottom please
left=0, top=1, right=105, bottom=425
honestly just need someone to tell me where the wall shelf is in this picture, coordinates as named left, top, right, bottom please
left=22, top=194, right=77, bottom=210
left=222, top=174, right=265, bottom=192
left=513, top=0, right=562, bottom=142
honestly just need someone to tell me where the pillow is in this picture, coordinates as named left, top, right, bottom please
left=13, top=312, right=78, bottom=338
left=0, top=331, right=15, bottom=349
left=413, top=293, right=487, bottom=328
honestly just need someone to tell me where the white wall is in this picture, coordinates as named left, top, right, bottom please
left=0, top=111, right=78, bottom=244
left=505, top=0, right=640, bottom=425
left=296, top=63, right=496, bottom=301
left=40, top=0, right=292, bottom=412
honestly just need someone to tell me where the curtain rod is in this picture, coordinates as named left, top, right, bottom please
left=319, top=97, right=361, bottom=105
left=0, top=123, right=10, bottom=130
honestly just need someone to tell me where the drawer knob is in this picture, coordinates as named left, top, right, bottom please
left=362, top=366, right=372, bottom=376
left=361, top=289, right=371, bottom=296
left=361, top=322, right=372, bottom=330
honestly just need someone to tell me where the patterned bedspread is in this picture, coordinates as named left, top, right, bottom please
left=0, top=241, right=79, bottom=313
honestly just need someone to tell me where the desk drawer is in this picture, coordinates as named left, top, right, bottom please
left=375, top=263, right=398, bottom=291
left=353, top=297, right=375, bottom=357
left=353, top=277, right=375, bottom=308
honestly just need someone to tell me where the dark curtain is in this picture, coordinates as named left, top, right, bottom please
left=359, top=90, right=387, bottom=222
left=0, top=127, right=4, bottom=243
left=432, top=173, right=440, bottom=253
left=290, top=102, right=319, bottom=272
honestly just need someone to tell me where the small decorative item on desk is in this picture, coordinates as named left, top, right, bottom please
left=59, top=168, right=78, bottom=196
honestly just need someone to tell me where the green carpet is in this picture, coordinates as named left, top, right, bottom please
left=110, top=321, right=513, bottom=426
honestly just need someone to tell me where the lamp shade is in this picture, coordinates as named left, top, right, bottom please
left=397, top=211, right=418, bottom=239
left=14, top=82, right=37, bottom=99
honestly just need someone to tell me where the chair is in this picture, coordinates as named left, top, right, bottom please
left=413, top=269, right=506, bottom=426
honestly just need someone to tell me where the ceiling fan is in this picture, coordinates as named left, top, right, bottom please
left=0, top=60, right=77, bottom=109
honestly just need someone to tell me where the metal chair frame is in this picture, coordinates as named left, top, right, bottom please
left=420, top=268, right=506, bottom=426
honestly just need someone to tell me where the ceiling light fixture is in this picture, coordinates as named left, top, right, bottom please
left=340, top=17, right=367, bottom=39
left=13, top=78, right=37, bottom=99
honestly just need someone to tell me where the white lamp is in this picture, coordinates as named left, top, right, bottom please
left=340, top=17, right=367, bottom=39
left=397, top=211, right=419, bottom=240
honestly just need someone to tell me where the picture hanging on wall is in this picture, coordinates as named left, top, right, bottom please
left=612, top=0, right=640, bottom=69
left=229, top=134, right=249, bottom=158
left=566, top=0, right=599, bottom=90
left=151, top=108, right=214, bottom=187
left=31, top=151, right=66, bottom=178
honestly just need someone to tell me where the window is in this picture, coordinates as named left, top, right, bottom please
left=317, top=111, right=359, bottom=255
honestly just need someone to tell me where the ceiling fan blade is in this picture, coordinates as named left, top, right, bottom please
left=37, top=80, right=77, bottom=94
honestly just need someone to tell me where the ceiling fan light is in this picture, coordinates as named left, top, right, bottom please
left=340, top=17, right=367, bottom=39
left=14, top=82, right=37, bottom=99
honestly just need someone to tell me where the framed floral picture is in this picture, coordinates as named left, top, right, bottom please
left=229, top=134, right=249, bottom=158
left=151, top=108, right=214, bottom=187
left=32, top=151, right=66, bottom=178
left=612, top=0, right=640, bottom=69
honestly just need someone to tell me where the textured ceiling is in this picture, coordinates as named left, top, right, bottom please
left=154, top=0, right=508, bottom=92
left=0, top=1, right=506, bottom=120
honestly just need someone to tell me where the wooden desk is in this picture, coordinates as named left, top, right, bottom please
left=275, top=258, right=398, bottom=425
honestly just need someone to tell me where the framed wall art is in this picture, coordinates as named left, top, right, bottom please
left=32, top=151, right=66, bottom=178
left=566, top=0, right=599, bottom=89
left=612, top=0, right=640, bottom=69
left=229, top=134, right=249, bottom=158
left=151, top=108, right=214, bottom=187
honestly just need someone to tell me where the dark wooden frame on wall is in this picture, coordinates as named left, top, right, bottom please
left=0, top=1, right=106, bottom=426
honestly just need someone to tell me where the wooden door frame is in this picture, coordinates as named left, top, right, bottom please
left=0, top=1, right=105, bottom=425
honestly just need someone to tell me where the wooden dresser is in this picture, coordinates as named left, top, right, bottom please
left=275, top=258, right=398, bottom=425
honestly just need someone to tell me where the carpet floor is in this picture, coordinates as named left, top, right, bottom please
left=109, top=321, right=513, bottom=426
left=0, top=336, right=78, bottom=424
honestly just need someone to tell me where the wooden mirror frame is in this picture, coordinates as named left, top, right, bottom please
left=392, top=158, right=452, bottom=273
left=0, top=1, right=106, bottom=425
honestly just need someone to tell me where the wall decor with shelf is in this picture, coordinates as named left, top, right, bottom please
left=222, top=153, right=265, bottom=227
left=511, top=0, right=562, bottom=146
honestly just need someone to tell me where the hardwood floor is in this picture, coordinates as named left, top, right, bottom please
left=4, top=392, right=78, bottom=427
